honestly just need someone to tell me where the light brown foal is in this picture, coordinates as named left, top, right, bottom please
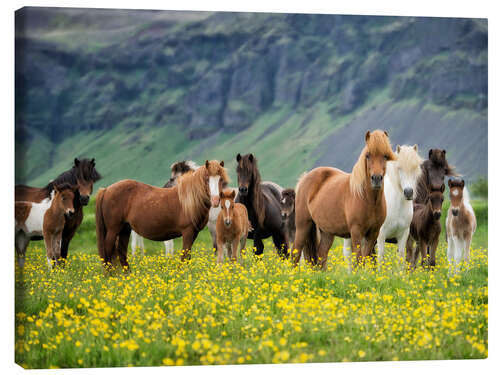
left=216, top=190, right=251, bottom=264
left=43, top=184, right=77, bottom=268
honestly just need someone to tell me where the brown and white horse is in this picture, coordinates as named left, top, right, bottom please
left=15, top=158, right=101, bottom=260
left=446, top=178, right=476, bottom=273
left=294, top=130, right=396, bottom=270
left=95, top=160, right=228, bottom=270
left=15, top=184, right=77, bottom=268
left=215, top=190, right=252, bottom=264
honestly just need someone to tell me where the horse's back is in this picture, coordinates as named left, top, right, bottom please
left=298, top=167, right=348, bottom=204
left=15, top=184, right=48, bottom=203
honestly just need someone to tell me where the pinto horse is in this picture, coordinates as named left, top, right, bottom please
left=15, top=158, right=101, bottom=260
left=95, top=160, right=228, bottom=270
left=15, top=184, right=77, bottom=268
left=294, top=130, right=396, bottom=270
left=235, top=153, right=288, bottom=257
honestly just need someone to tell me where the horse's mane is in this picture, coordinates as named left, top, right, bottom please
left=177, top=161, right=228, bottom=229
left=45, top=158, right=101, bottom=192
left=239, top=155, right=265, bottom=227
left=350, top=130, right=396, bottom=197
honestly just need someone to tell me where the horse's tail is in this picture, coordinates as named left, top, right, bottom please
left=302, top=221, right=319, bottom=264
left=95, top=188, right=107, bottom=260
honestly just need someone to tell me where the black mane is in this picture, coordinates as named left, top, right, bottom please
left=45, top=158, right=101, bottom=192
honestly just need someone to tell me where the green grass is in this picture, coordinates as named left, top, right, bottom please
left=15, top=197, right=487, bottom=368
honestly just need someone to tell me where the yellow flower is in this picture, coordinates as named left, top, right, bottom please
left=358, top=350, right=366, bottom=358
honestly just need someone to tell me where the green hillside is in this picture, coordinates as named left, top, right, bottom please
left=15, top=8, right=487, bottom=189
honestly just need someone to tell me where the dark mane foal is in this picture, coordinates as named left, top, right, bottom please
left=407, top=184, right=445, bottom=269
left=235, top=153, right=288, bottom=257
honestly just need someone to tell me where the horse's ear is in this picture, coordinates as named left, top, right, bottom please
left=53, top=185, right=60, bottom=193
left=220, top=160, right=224, bottom=167
left=442, top=149, right=446, bottom=155
left=236, top=153, right=241, bottom=162
left=249, top=154, right=254, bottom=163
left=230, top=189, right=236, bottom=199
left=365, top=131, right=371, bottom=143
left=413, top=144, right=418, bottom=152
left=440, top=184, right=445, bottom=193
left=219, top=191, right=224, bottom=198
left=205, top=160, right=209, bottom=169
left=91, top=158, right=95, bottom=166
left=428, top=149, right=433, bottom=159
left=396, top=145, right=401, bottom=153
left=460, top=179, right=465, bottom=188
left=74, top=158, right=80, bottom=166
left=384, top=130, right=389, bottom=137
left=448, top=179, right=453, bottom=188
left=290, top=190, right=296, bottom=198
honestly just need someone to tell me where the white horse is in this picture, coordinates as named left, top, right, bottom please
left=343, top=145, right=422, bottom=271
left=446, top=178, right=476, bottom=274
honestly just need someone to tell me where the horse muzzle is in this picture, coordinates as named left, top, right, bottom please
left=371, top=175, right=383, bottom=189
left=80, top=195, right=90, bottom=206
left=65, top=210, right=75, bottom=219
left=452, top=208, right=459, bottom=216
left=433, top=211, right=441, bottom=220
left=211, top=196, right=220, bottom=208
left=224, top=219, right=232, bottom=227
left=403, top=187, right=413, bottom=200
left=238, top=186, right=248, bottom=196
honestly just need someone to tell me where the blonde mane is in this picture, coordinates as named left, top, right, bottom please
left=177, top=160, right=229, bottom=229
left=350, top=130, right=396, bottom=197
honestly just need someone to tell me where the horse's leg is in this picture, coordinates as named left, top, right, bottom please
left=116, top=226, right=132, bottom=271
left=131, top=231, right=137, bottom=257
left=317, top=230, right=334, bottom=271
left=209, top=224, right=218, bottom=254
left=164, top=240, right=174, bottom=257
left=363, top=234, right=378, bottom=269
left=293, top=219, right=313, bottom=266
left=231, top=239, right=239, bottom=262
left=419, top=241, right=428, bottom=269
left=343, top=239, right=352, bottom=273
left=181, top=228, right=198, bottom=261
left=60, top=209, right=83, bottom=260
left=428, top=235, right=439, bottom=269
left=406, top=236, right=415, bottom=267
left=216, top=238, right=224, bottom=264
left=15, top=232, right=29, bottom=268
left=376, top=231, right=386, bottom=270
left=397, top=228, right=410, bottom=271
left=272, top=232, right=288, bottom=258
left=254, top=237, right=264, bottom=256
left=239, top=235, right=247, bottom=261
left=464, top=236, right=472, bottom=265
left=350, top=225, right=363, bottom=267
left=103, top=230, right=119, bottom=271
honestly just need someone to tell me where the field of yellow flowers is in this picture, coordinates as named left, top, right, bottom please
left=15, top=229, right=487, bottom=369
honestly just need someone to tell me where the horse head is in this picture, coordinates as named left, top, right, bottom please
left=205, top=160, right=229, bottom=207
left=219, top=189, right=237, bottom=227
left=74, top=157, right=101, bottom=206
left=363, top=130, right=397, bottom=190
left=394, top=144, right=423, bottom=200
left=448, top=178, right=465, bottom=216
left=54, top=183, right=77, bottom=219
left=280, top=189, right=295, bottom=220
left=427, top=184, right=445, bottom=221
left=236, top=153, right=260, bottom=197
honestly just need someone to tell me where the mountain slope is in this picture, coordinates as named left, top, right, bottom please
left=15, top=8, right=488, bottom=188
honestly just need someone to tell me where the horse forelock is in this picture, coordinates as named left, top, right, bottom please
left=429, top=150, right=457, bottom=176
left=205, top=160, right=229, bottom=184
left=77, top=158, right=102, bottom=182
left=397, top=146, right=423, bottom=174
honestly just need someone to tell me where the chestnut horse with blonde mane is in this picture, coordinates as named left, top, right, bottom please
left=95, top=160, right=228, bottom=270
left=293, top=130, right=396, bottom=270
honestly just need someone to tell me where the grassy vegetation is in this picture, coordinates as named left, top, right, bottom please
left=15, top=197, right=487, bottom=368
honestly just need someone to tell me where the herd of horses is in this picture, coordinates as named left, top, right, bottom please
left=14, top=130, right=476, bottom=274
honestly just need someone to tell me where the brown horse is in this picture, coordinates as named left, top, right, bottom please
left=95, top=160, right=228, bottom=270
left=294, top=130, right=396, bottom=270
left=216, top=190, right=252, bottom=264
left=406, top=184, right=445, bottom=269
left=43, top=184, right=78, bottom=269
left=15, top=158, right=101, bottom=260
left=15, top=184, right=77, bottom=268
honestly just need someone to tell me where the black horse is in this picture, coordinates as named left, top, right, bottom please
left=235, top=153, right=288, bottom=257
left=15, top=158, right=101, bottom=259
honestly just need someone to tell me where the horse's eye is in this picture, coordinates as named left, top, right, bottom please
left=366, top=153, right=370, bottom=159
left=384, top=155, right=389, bottom=160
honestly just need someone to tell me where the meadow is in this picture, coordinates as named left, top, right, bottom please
left=15, top=198, right=488, bottom=368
